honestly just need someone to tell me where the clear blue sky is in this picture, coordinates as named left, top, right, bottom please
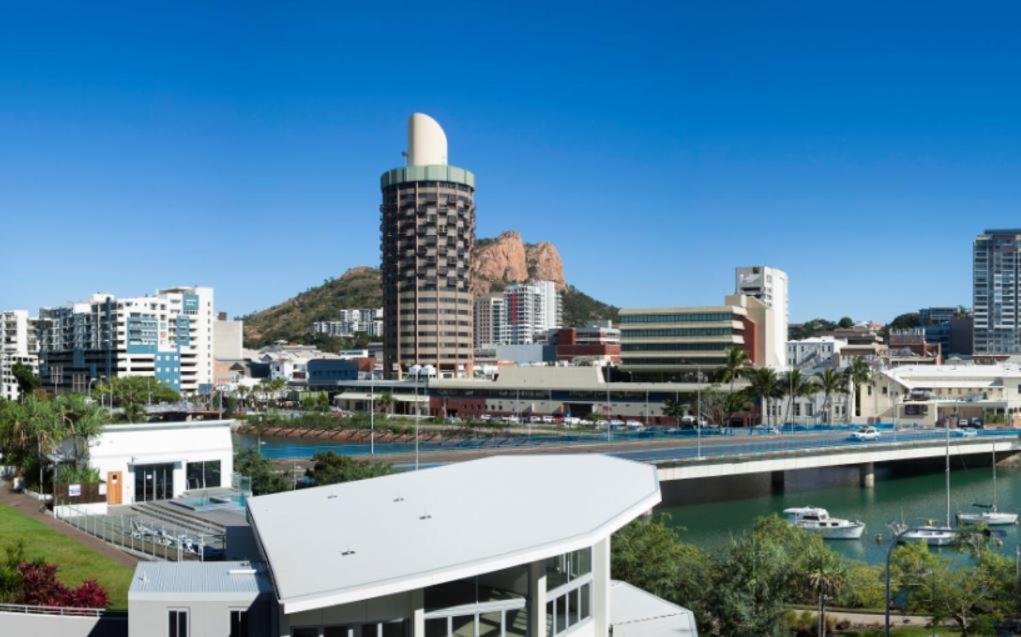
left=3, top=2, right=1021, bottom=323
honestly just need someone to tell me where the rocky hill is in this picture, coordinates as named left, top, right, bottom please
left=242, top=234, right=618, bottom=346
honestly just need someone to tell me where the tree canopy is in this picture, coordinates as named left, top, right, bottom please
left=303, top=451, right=392, bottom=487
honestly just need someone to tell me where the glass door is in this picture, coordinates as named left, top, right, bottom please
left=134, top=463, right=175, bottom=502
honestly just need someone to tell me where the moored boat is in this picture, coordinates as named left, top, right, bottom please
left=784, top=506, right=866, bottom=539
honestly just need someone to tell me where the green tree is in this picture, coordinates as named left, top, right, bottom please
left=845, top=357, right=872, bottom=422
left=661, top=397, right=688, bottom=428
left=712, top=530, right=792, bottom=636
left=233, top=447, right=289, bottom=495
left=836, top=562, right=884, bottom=609
left=611, top=515, right=715, bottom=627
left=53, top=393, right=108, bottom=468
left=720, top=347, right=751, bottom=393
left=10, top=363, right=40, bottom=398
left=97, top=376, right=179, bottom=411
left=780, top=370, right=818, bottom=427
left=816, top=368, right=846, bottom=425
left=743, top=368, right=779, bottom=425
left=303, top=451, right=392, bottom=487
left=837, top=316, right=855, bottom=329
left=376, top=391, right=394, bottom=418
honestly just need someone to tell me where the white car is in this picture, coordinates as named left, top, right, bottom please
left=850, top=426, right=881, bottom=442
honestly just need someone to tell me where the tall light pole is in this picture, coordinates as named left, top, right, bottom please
left=369, top=376, right=375, bottom=456
left=696, top=366, right=703, bottom=459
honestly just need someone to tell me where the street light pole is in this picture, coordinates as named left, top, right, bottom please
left=696, top=366, right=703, bottom=459
left=369, top=376, right=375, bottom=456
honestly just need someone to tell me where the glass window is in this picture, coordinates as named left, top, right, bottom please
left=186, top=460, right=222, bottom=490
left=292, top=629, right=319, bottom=637
left=229, top=610, right=248, bottom=637
left=505, top=609, right=527, bottom=637
left=479, top=612, right=502, bottom=637
left=425, top=618, right=448, bottom=637
left=451, top=615, right=474, bottom=637
left=324, top=627, right=351, bottom=637
left=169, top=609, right=188, bottom=637
left=380, top=622, right=407, bottom=637
left=580, top=584, right=591, bottom=620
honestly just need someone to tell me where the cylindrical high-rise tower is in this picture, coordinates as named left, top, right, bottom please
left=380, top=114, right=475, bottom=378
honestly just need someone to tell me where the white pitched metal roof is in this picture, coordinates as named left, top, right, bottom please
left=129, top=561, right=272, bottom=602
left=610, top=580, right=698, bottom=636
left=247, top=455, right=661, bottom=614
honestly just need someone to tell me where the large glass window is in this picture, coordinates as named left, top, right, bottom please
left=545, top=549, right=593, bottom=637
left=186, top=460, right=222, bottom=490
left=136, top=463, right=174, bottom=502
left=168, top=609, right=189, bottom=637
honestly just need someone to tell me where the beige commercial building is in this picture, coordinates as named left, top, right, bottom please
left=380, top=114, right=475, bottom=378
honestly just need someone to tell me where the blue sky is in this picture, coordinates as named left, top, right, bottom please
left=3, top=2, right=1021, bottom=323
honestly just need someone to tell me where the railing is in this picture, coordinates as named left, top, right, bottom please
left=0, top=602, right=125, bottom=617
left=56, top=503, right=225, bottom=562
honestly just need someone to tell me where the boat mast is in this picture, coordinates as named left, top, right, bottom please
left=945, top=419, right=951, bottom=528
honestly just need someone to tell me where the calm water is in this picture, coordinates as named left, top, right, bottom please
left=657, top=459, right=1021, bottom=564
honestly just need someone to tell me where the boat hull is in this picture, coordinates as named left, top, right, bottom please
left=957, top=512, right=1019, bottom=526
left=899, top=527, right=956, bottom=546
left=792, top=522, right=866, bottom=539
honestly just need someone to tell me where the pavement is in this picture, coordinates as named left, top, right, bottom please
left=0, top=482, right=139, bottom=569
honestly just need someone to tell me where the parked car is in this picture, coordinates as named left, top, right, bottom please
left=958, top=418, right=970, bottom=427
left=968, top=417, right=985, bottom=429
left=753, top=424, right=780, bottom=435
left=850, top=426, right=881, bottom=442
left=624, top=420, right=645, bottom=430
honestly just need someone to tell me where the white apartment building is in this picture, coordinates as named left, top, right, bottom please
left=786, top=336, right=846, bottom=370
left=504, top=280, right=563, bottom=345
left=473, top=294, right=506, bottom=347
left=736, top=265, right=788, bottom=369
left=37, top=286, right=215, bottom=395
left=312, top=308, right=383, bottom=339
left=1, top=309, right=39, bottom=401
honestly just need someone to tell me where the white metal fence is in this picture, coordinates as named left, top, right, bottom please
left=57, top=503, right=225, bottom=561
left=0, top=602, right=120, bottom=617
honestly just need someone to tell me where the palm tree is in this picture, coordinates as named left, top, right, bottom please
left=803, top=548, right=847, bottom=635
left=55, top=394, right=108, bottom=468
left=743, top=368, right=779, bottom=425
left=845, top=357, right=873, bottom=422
left=816, top=368, right=846, bottom=425
left=661, top=397, right=688, bottom=428
left=377, top=391, right=394, bottom=418
left=780, top=370, right=819, bottom=428
left=720, top=347, right=751, bottom=394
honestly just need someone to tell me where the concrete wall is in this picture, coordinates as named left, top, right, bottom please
left=130, top=598, right=271, bottom=637
left=0, top=610, right=126, bottom=637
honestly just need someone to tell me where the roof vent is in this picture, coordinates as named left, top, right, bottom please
left=341, top=549, right=356, bottom=557
left=419, top=513, right=432, bottom=521
left=229, top=568, right=256, bottom=575
left=393, top=496, right=404, bottom=503
left=327, top=494, right=338, bottom=500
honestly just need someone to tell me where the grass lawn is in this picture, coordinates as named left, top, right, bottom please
left=0, top=503, right=133, bottom=609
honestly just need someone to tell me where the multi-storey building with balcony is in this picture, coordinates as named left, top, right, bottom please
left=504, top=280, right=562, bottom=345
left=380, top=114, right=475, bottom=378
left=0, top=309, right=39, bottom=401
left=37, top=287, right=215, bottom=394
left=312, top=308, right=383, bottom=339
left=973, top=229, right=1021, bottom=353
left=473, top=294, right=506, bottom=348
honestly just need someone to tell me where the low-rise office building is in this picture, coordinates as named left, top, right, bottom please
left=786, top=336, right=845, bottom=370
left=619, top=294, right=775, bottom=381
left=127, top=454, right=695, bottom=637
left=552, top=322, right=621, bottom=365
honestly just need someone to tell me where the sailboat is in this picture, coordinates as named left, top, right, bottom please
left=958, top=448, right=1019, bottom=526
left=897, top=423, right=957, bottom=546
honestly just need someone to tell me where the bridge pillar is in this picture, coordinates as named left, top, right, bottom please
left=859, top=462, right=875, bottom=488
left=770, top=470, right=785, bottom=493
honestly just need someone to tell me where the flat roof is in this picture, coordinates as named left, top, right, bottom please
left=129, top=561, right=272, bottom=602
left=247, top=455, right=661, bottom=614
left=609, top=580, right=698, bottom=636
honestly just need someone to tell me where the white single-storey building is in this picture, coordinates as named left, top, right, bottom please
left=128, top=454, right=698, bottom=636
left=60, top=419, right=234, bottom=512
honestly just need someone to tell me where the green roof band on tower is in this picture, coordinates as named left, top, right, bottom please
left=380, top=164, right=475, bottom=189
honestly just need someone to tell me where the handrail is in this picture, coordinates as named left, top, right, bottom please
left=0, top=602, right=126, bottom=617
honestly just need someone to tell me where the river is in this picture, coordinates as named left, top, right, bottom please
left=657, top=458, right=1021, bottom=565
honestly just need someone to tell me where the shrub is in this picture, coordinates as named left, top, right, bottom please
left=17, top=561, right=110, bottom=608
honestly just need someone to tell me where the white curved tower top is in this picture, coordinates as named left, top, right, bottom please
left=407, top=112, right=448, bottom=166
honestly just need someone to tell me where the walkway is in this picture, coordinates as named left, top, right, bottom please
left=0, top=484, right=139, bottom=569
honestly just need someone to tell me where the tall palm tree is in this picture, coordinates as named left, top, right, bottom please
left=803, top=548, right=847, bottom=635
left=661, top=397, right=688, bottom=428
left=743, top=368, right=779, bottom=425
left=816, top=368, right=846, bottom=425
left=55, top=394, right=108, bottom=468
left=720, top=347, right=751, bottom=394
left=781, top=370, right=819, bottom=427
left=845, top=357, right=873, bottom=422
left=377, top=391, right=394, bottom=418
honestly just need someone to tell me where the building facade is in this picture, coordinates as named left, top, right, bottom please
left=473, top=294, right=506, bottom=348
left=504, top=280, right=562, bottom=345
left=618, top=294, right=771, bottom=381
left=735, top=265, right=789, bottom=369
left=974, top=229, right=1021, bottom=353
left=37, top=287, right=215, bottom=395
left=551, top=322, right=621, bottom=364
left=380, top=114, right=475, bottom=379
left=312, top=308, right=383, bottom=339
left=0, top=309, right=38, bottom=401
left=786, top=336, right=845, bottom=370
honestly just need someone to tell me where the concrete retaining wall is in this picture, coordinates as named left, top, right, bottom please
left=0, top=610, right=127, bottom=637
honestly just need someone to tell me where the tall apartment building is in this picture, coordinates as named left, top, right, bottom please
left=619, top=294, right=773, bottom=381
left=735, top=265, right=788, bottom=369
left=504, top=280, right=563, bottom=345
left=974, top=229, right=1021, bottom=353
left=312, top=308, right=383, bottom=339
left=473, top=294, right=506, bottom=347
left=1, top=309, right=39, bottom=401
left=380, top=113, right=475, bottom=378
left=37, top=287, right=215, bottom=394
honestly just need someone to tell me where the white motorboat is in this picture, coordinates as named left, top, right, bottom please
left=896, top=524, right=958, bottom=547
left=957, top=448, right=1019, bottom=526
left=784, top=506, right=866, bottom=539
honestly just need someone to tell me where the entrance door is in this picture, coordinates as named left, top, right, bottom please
left=106, top=471, right=122, bottom=505
left=133, top=463, right=175, bottom=502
